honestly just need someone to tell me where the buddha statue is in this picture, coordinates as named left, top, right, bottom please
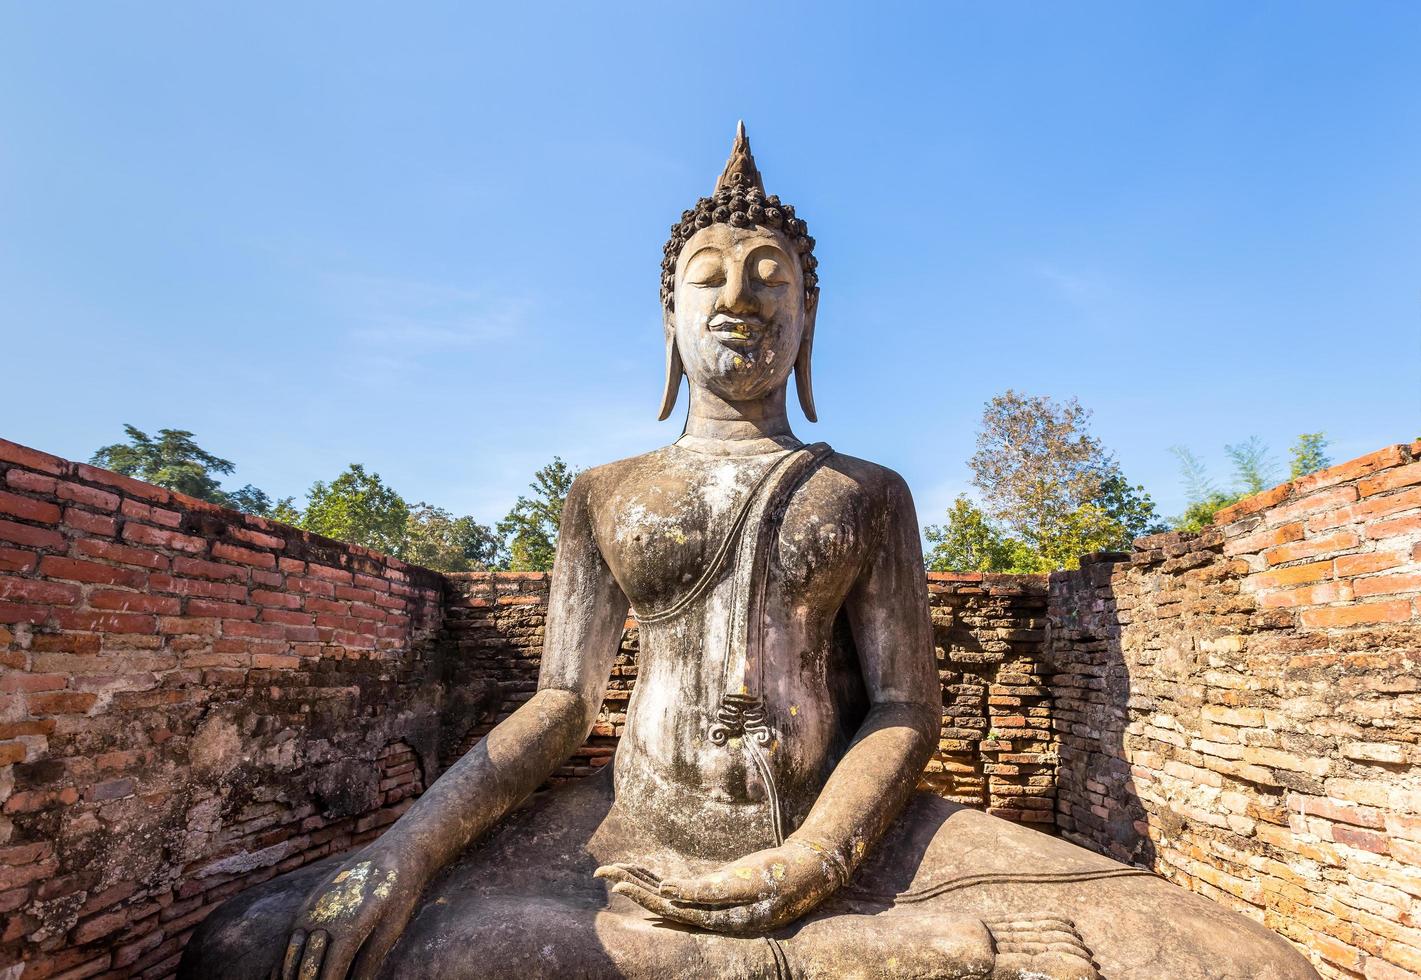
left=182, top=125, right=1317, bottom=980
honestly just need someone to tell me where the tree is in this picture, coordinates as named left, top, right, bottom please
left=496, top=457, right=577, bottom=572
left=963, top=391, right=1162, bottom=570
left=1225, top=436, right=1280, bottom=495
left=1170, top=432, right=1327, bottom=530
left=299, top=464, right=410, bottom=554
left=403, top=503, right=500, bottom=572
left=924, top=496, right=1039, bottom=573
left=1289, top=432, right=1331, bottom=479
left=92, top=424, right=277, bottom=515
left=92, top=425, right=235, bottom=503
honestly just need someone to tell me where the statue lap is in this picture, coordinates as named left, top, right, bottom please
left=183, top=772, right=1313, bottom=979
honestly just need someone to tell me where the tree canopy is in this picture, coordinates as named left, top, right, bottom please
left=1169, top=432, right=1330, bottom=531
left=925, top=391, right=1163, bottom=573
left=496, top=457, right=577, bottom=572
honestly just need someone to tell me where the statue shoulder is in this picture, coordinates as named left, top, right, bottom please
left=569, top=446, right=679, bottom=506
left=819, top=450, right=915, bottom=508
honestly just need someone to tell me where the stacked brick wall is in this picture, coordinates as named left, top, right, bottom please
left=436, top=571, right=1054, bottom=823
left=920, top=574, right=1054, bottom=825
left=0, top=440, right=444, bottom=980
left=1048, top=442, right=1421, bottom=980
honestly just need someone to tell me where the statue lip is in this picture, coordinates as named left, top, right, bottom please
left=707, top=314, right=767, bottom=348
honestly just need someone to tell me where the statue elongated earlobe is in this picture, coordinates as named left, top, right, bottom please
left=794, top=289, right=818, bottom=422
left=658, top=330, right=685, bottom=421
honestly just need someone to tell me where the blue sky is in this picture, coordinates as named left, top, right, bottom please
left=3, top=2, right=1418, bottom=529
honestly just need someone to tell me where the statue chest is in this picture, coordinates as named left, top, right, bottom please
left=594, top=451, right=869, bottom=619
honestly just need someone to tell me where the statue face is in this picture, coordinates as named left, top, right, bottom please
left=670, top=223, right=815, bottom=403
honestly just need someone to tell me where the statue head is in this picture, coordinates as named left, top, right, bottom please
left=658, top=123, right=820, bottom=422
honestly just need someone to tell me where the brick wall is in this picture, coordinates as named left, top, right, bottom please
left=0, top=440, right=444, bottom=980
left=433, top=571, right=1056, bottom=824
left=7, top=432, right=1419, bottom=979
left=1048, top=442, right=1421, bottom=980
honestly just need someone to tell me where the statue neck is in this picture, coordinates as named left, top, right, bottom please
left=678, top=385, right=801, bottom=456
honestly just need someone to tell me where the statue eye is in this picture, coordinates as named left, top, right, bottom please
left=684, top=253, right=725, bottom=287
left=755, top=257, right=788, bottom=285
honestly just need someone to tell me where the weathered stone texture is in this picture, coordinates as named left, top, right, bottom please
left=1049, top=442, right=1421, bottom=980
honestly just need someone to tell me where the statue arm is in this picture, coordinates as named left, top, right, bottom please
left=786, top=470, right=939, bottom=878
left=279, top=472, right=627, bottom=980
left=393, top=469, right=630, bottom=875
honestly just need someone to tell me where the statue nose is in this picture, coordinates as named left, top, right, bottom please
left=717, top=266, right=758, bottom=316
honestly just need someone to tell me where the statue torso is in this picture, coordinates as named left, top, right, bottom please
left=584, top=443, right=896, bottom=859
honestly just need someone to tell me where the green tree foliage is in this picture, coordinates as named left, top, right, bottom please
left=91, top=425, right=235, bottom=504
left=91, top=424, right=277, bottom=515
left=403, top=503, right=501, bottom=572
left=299, top=464, right=411, bottom=554
left=924, top=496, right=1039, bottom=573
left=1225, top=436, right=1281, bottom=495
left=1289, top=432, right=1331, bottom=479
left=948, top=391, right=1162, bottom=572
left=496, top=457, right=577, bottom=572
left=1170, top=432, right=1327, bottom=530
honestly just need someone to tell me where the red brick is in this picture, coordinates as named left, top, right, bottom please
left=1368, top=514, right=1421, bottom=540
left=1293, top=444, right=1410, bottom=496
left=0, top=519, right=64, bottom=550
left=128, top=500, right=182, bottom=528
left=38, top=556, right=147, bottom=589
left=74, top=463, right=171, bottom=503
left=0, top=439, right=67, bottom=475
left=1263, top=530, right=1360, bottom=566
left=258, top=608, right=314, bottom=626
left=64, top=508, right=118, bottom=537
left=121, top=523, right=207, bottom=553
left=1311, top=485, right=1421, bottom=532
left=53, top=610, right=157, bottom=634
left=159, top=616, right=219, bottom=636
left=287, top=577, right=334, bottom=597
left=71, top=908, right=129, bottom=943
left=212, top=541, right=276, bottom=569
left=0, top=673, right=65, bottom=693
left=1247, top=560, right=1333, bottom=590
left=89, top=590, right=182, bottom=615
left=231, top=526, right=285, bottom=550
left=0, top=547, right=36, bottom=573
left=150, top=573, right=246, bottom=601
left=0, top=742, right=26, bottom=765
left=306, top=563, right=353, bottom=585
left=57, top=481, right=120, bottom=512
left=1223, top=521, right=1304, bottom=556
left=5, top=469, right=56, bottom=494
left=1268, top=485, right=1359, bottom=525
left=0, top=575, right=80, bottom=605
left=251, top=589, right=301, bottom=609
left=0, top=719, right=56, bottom=738
left=28, top=690, right=98, bottom=714
left=1359, top=460, right=1421, bottom=496
left=1353, top=572, right=1421, bottom=598
left=76, top=538, right=168, bottom=570
left=188, top=599, right=257, bottom=620
left=222, top=620, right=286, bottom=640
left=1333, top=552, right=1402, bottom=577
left=1299, top=600, right=1412, bottom=628
left=1214, top=483, right=1294, bottom=525
left=253, top=653, right=301, bottom=669
left=171, top=557, right=247, bottom=582
left=0, top=490, right=60, bottom=524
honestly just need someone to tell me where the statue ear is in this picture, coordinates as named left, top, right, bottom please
left=657, top=312, right=685, bottom=421
left=794, top=287, right=819, bottom=423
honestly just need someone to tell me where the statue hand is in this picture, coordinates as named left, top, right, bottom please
left=276, top=840, right=428, bottom=980
left=595, top=839, right=843, bottom=935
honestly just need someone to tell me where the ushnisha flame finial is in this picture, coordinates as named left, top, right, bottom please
left=713, top=120, right=766, bottom=196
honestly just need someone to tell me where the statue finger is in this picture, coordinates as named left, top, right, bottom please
left=610, top=882, right=716, bottom=930
left=316, top=931, right=361, bottom=980
left=658, top=873, right=763, bottom=907
left=594, top=863, right=662, bottom=889
left=281, top=930, right=307, bottom=980
left=297, top=929, right=328, bottom=980
left=350, top=907, right=407, bottom=980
